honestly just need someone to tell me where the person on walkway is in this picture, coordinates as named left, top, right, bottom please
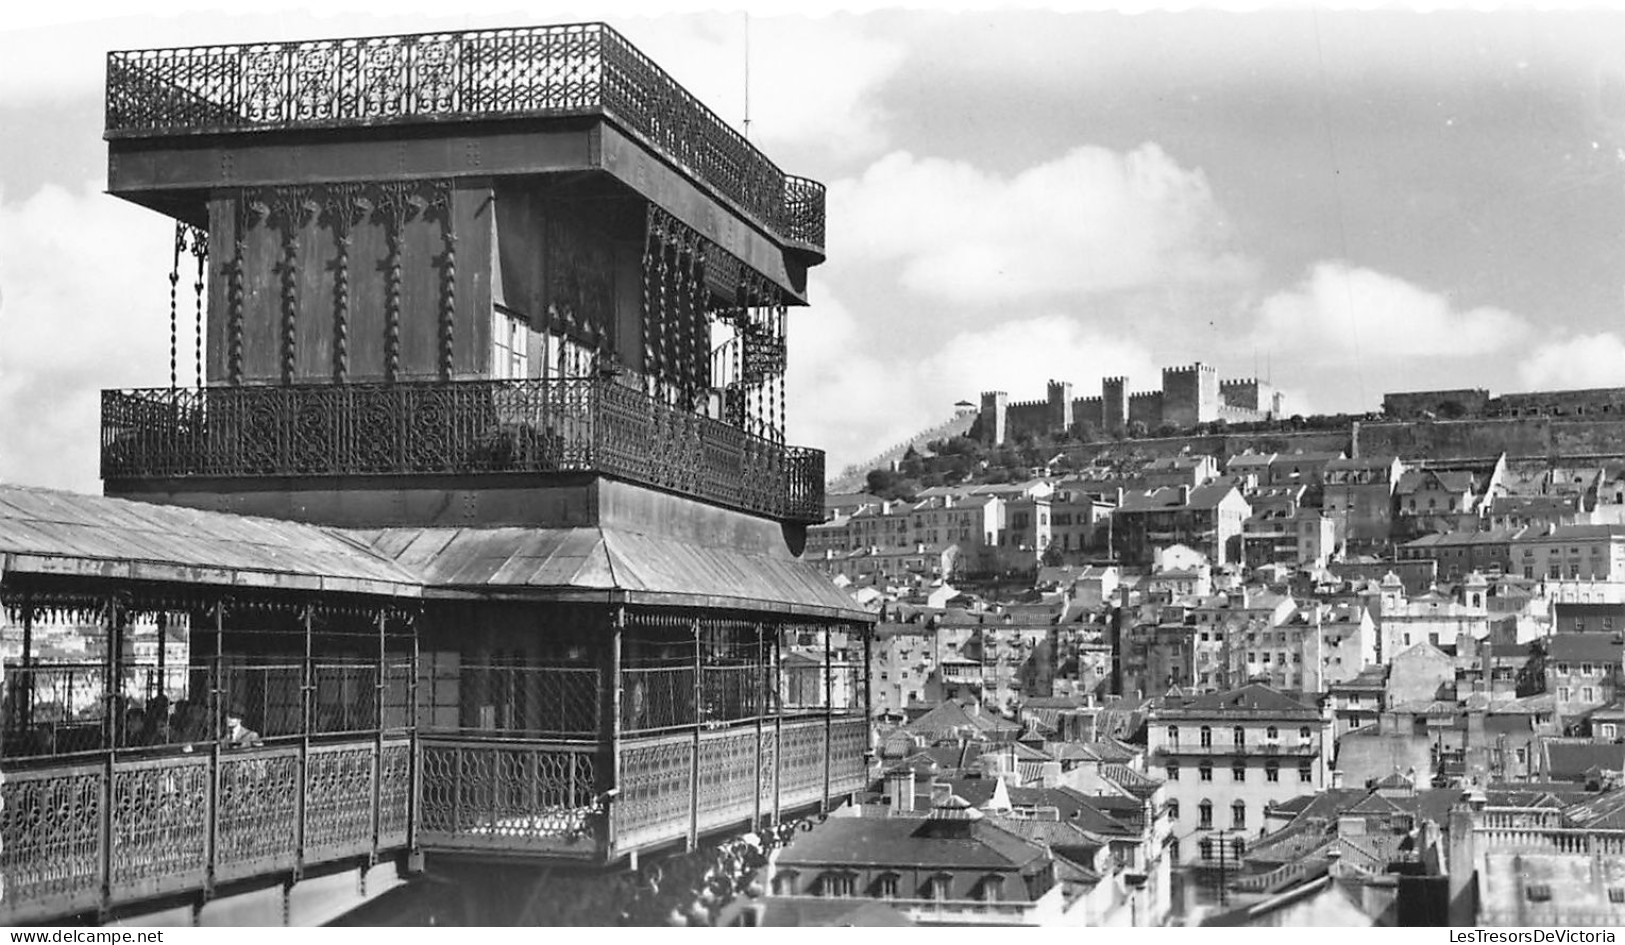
left=224, top=707, right=262, bottom=748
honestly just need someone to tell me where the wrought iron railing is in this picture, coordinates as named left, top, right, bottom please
left=101, top=377, right=825, bottom=523
left=418, top=738, right=601, bottom=857
left=0, top=735, right=411, bottom=926
left=104, top=24, right=826, bottom=252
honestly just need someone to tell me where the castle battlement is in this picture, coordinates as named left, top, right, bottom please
left=977, top=361, right=1278, bottom=444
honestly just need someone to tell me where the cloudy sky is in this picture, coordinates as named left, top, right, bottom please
left=6, top=3, right=1625, bottom=492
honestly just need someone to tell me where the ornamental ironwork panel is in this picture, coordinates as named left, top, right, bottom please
left=377, top=738, right=413, bottom=847
left=756, top=728, right=777, bottom=814
left=101, top=378, right=825, bottom=523
left=0, top=762, right=104, bottom=924
left=829, top=717, right=869, bottom=798
left=694, top=728, right=756, bottom=834
left=418, top=741, right=598, bottom=854
left=612, top=733, right=692, bottom=853
left=776, top=718, right=826, bottom=812
left=305, top=744, right=376, bottom=860
left=105, top=25, right=823, bottom=253
left=740, top=322, right=786, bottom=383
left=418, top=745, right=460, bottom=837
left=215, top=747, right=300, bottom=883
left=109, top=755, right=210, bottom=903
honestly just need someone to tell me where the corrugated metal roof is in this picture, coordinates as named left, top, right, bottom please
left=0, top=486, right=868, bottom=618
left=354, top=525, right=868, bottom=619
left=0, top=484, right=420, bottom=595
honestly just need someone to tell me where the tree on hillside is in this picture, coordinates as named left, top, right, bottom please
left=1126, top=420, right=1149, bottom=440
left=865, top=468, right=917, bottom=501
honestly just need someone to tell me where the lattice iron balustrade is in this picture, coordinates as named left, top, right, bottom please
left=305, top=743, right=378, bottom=860
left=418, top=739, right=601, bottom=855
left=0, top=762, right=104, bottom=923
left=0, top=737, right=412, bottom=925
left=102, top=378, right=825, bottom=524
left=105, top=24, right=825, bottom=251
left=695, top=728, right=757, bottom=833
left=612, top=733, right=694, bottom=853
left=775, top=718, right=829, bottom=812
left=215, top=747, right=301, bottom=883
left=109, top=755, right=211, bottom=902
left=828, top=717, right=870, bottom=798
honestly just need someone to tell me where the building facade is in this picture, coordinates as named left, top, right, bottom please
left=1147, top=685, right=1333, bottom=868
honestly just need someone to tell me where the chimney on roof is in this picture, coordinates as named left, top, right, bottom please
left=887, top=769, right=916, bottom=815
left=1332, top=769, right=1344, bottom=789
left=1178, top=485, right=1191, bottom=505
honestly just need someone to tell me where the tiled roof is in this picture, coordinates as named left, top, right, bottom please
left=774, top=816, right=1050, bottom=873
left=1513, top=524, right=1625, bottom=543
left=902, top=701, right=1021, bottom=737
left=1563, top=788, right=1625, bottom=830
left=1395, top=469, right=1476, bottom=495
left=1116, top=482, right=1244, bottom=513
left=1543, top=740, right=1625, bottom=781
left=1547, top=633, right=1624, bottom=663
left=1156, top=683, right=1321, bottom=719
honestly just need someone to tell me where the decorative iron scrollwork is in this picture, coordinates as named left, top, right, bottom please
left=107, top=25, right=825, bottom=251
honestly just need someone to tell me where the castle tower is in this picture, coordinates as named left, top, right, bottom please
left=981, top=390, right=1009, bottom=444
left=1161, top=362, right=1220, bottom=429
left=1102, top=376, right=1128, bottom=433
left=1047, top=379, right=1074, bottom=433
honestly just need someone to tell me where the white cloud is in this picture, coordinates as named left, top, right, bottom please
left=1519, top=332, right=1625, bottom=392
left=787, top=281, right=1159, bottom=477
left=1251, top=261, right=1531, bottom=363
left=828, top=143, right=1253, bottom=306
left=0, top=183, right=175, bottom=492
left=744, top=18, right=904, bottom=161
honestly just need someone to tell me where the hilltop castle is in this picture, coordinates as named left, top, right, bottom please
left=980, top=362, right=1285, bottom=444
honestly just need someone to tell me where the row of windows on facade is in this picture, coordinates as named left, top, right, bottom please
left=1178, top=836, right=1248, bottom=862
left=1553, top=663, right=1614, bottom=677
left=1555, top=686, right=1606, bottom=703
left=1166, top=798, right=1255, bottom=829
left=1164, top=760, right=1314, bottom=783
left=1166, top=725, right=1315, bottom=745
